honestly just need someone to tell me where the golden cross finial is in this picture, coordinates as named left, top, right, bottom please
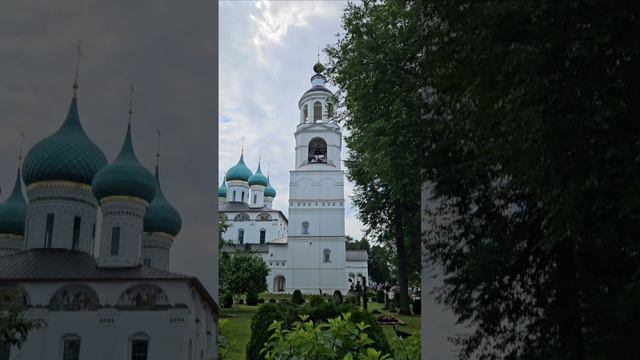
left=156, top=130, right=161, bottom=167
left=128, top=83, right=135, bottom=124
left=73, top=41, right=83, bottom=96
left=241, top=136, right=245, bottom=154
left=18, top=132, right=25, bottom=169
left=317, top=47, right=320, bottom=63
left=258, top=149, right=261, bottom=164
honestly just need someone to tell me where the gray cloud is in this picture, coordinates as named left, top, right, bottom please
left=0, top=0, right=218, bottom=297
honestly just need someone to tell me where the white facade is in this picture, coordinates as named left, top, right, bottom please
left=220, top=63, right=367, bottom=295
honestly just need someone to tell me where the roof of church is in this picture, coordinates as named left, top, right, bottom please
left=0, top=169, right=27, bottom=236
left=346, top=250, right=368, bottom=261
left=143, top=165, right=182, bottom=236
left=0, top=249, right=218, bottom=314
left=22, top=96, right=108, bottom=186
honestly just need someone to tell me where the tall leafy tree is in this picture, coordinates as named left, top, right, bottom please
left=421, top=0, right=640, bottom=359
left=219, top=249, right=270, bottom=300
left=326, top=0, right=425, bottom=315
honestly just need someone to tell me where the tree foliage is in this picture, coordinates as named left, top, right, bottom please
left=0, top=288, right=40, bottom=350
left=219, top=249, right=269, bottom=300
left=326, top=0, right=425, bottom=316
left=421, top=0, right=640, bottom=359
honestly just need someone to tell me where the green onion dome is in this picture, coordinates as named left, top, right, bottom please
left=22, top=97, right=108, bottom=186
left=218, top=177, right=227, bottom=197
left=143, top=165, right=182, bottom=236
left=264, top=176, right=277, bottom=198
left=248, top=163, right=268, bottom=187
left=92, top=124, right=156, bottom=203
left=0, top=170, right=27, bottom=236
left=225, top=154, right=252, bottom=182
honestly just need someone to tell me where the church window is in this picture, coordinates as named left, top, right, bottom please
left=253, top=194, right=257, bottom=204
left=308, top=138, right=327, bottom=163
left=241, top=192, right=245, bottom=202
left=143, top=258, right=151, bottom=267
left=44, top=213, right=55, bottom=248
left=189, top=339, right=193, bottom=360
left=303, top=104, right=309, bottom=122
left=233, top=190, right=237, bottom=201
left=72, top=216, right=81, bottom=250
left=238, top=229, right=244, bottom=244
left=92, top=223, right=96, bottom=239
left=260, top=229, right=266, bottom=244
left=49, top=285, right=99, bottom=311
left=302, top=222, right=310, bottom=235
left=323, top=249, right=331, bottom=262
left=61, top=334, right=81, bottom=360
left=313, top=101, right=322, bottom=122
left=234, top=213, right=250, bottom=221
left=118, top=285, right=169, bottom=308
left=257, top=213, right=272, bottom=221
left=111, top=227, right=121, bottom=256
left=129, top=333, right=150, bottom=360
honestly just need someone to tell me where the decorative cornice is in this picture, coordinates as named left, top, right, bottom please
left=100, top=195, right=149, bottom=207
left=0, top=234, right=24, bottom=241
left=227, top=180, right=249, bottom=187
left=26, top=180, right=92, bottom=192
left=142, top=231, right=175, bottom=240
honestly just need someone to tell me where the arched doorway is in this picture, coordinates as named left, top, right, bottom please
left=273, top=276, right=286, bottom=292
left=308, top=137, right=327, bottom=163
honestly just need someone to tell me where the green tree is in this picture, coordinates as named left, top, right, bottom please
left=346, top=236, right=370, bottom=251
left=421, top=0, right=640, bottom=359
left=0, top=288, right=40, bottom=351
left=219, top=249, right=269, bottom=303
left=326, top=0, right=424, bottom=316
left=367, top=244, right=391, bottom=286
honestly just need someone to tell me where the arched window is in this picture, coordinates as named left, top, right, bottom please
left=238, top=229, right=244, bottom=244
left=274, top=276, right=286, bottom=292
left=323, top=249, right=331, bottom=263
left=143, top=258, right=151, bottom=267
left=61, top=334, right=81, bottom=360
left=303, top=104, right=309, bottom=123
left=308, top=138, right=327, bottom=163
left=259, top=229, right=266, bottom=244
left=256, top=213, right=272, bottom=221
left=302, top=222, right=310, bottom=235
left=129, top=332, right=150, bottom=360
left=233, top=190, right=237, bottom=201
left=188, top=339, right=192, bottom=360
left=234, top=213, right=250, bottom=221
left=313, top=101, right=322, bottom=122
left=110, top=226, right=121, bottom=256
left=117, top=285, right=169, bottom=309
left=49, top=285, right=99, bottom=311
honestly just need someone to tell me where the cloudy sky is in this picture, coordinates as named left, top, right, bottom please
left=219, top=1, right=366, bottom=240
left=0, top=1, right=218, bottom=295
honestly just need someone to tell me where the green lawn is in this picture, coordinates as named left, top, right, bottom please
left=219, top=297, right=421, bottom=360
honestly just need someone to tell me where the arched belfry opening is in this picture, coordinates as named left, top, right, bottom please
left=313, top=101, right=322, bottom=122
left=308, top=137, right=327, bottom=164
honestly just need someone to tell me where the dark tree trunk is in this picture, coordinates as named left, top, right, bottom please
left=394, top=201, right=411, bottom=315
left=556, top=238, right=586, bottom=360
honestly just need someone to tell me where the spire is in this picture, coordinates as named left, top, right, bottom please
left=73, top=41, right=82, bottom=97
left=17, top=132, right=24, bottom=170
left=155, top=130, right=161, bottom=168
left=128, top=83, right=135, bottom=125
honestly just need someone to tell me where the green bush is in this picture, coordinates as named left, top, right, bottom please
left=333, top=289, right=343, bottom=306
left=238, top=299, right=244, bottom=305
left=291, top=289, right=305, bottom=305
left=258, top=298, right=265, bottom=304
left=268, top=298, right=276, bottom=304
left=412, top=298, right=421, bottom=315
left=246, top=291, right=259, bottom=306
left=376, top=290, right=385, bottom=303
left=246, top=303, right=287, bottom=360
left=308, top=295, right=325, bottom=307
left=221, top=292, right=233, bottom=308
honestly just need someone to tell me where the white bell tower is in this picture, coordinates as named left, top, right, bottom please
left=287, top=62, right=347, bottom=294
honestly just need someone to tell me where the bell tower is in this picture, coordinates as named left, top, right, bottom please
left=287, top=61, right=347, bottom=294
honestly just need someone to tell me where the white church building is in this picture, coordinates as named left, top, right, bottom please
left=0, top=78, right=217, bottom=359
left=219, top=62, right=368, bottom=294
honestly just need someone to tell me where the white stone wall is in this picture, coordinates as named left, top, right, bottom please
left=226, top=181, right=249, bottom=203
left=248, top=185, right=265, bottom=208
left=221, top=211, right=287, bottom=244
left=6, top=280, right=217, bottom=360
left=25, top=183, right=99, bottom=254
left=96, top=198, right=146, bottom=268
left=346, top=260, right=369, bottom=286
left=293, top=124, right=342, bottom=170
left=0, top=235, right=23, bottom=257
left=141, top=233, right=173, bottom=270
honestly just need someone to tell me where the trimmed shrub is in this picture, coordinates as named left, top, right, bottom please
left=258, top=298, right=265, bottom=304
left=333, top=290, right=343, bottom=305
left=308, top=295, right=325, bottom=307
left=246, top=291, right=259, bottom=306
left=246, top=304, right=286, bottom=360
left=291, top=289, right=305, bottom=305
left=222, top=292, right=233, bottom=308
left=268, top=298, right=276, bottom=304
left=412, top=298, right=421, bottom=315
